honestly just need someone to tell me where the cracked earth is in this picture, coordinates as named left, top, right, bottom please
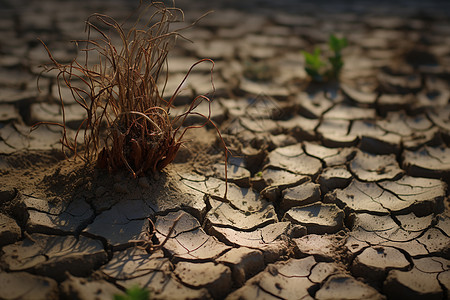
left=0, top=0, right=450, bottom=299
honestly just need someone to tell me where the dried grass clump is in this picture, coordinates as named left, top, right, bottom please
left=37, top=1, right=227, bottom=178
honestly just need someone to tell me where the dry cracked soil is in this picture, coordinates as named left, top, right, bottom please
left=0, top=0, right=450, bottom=299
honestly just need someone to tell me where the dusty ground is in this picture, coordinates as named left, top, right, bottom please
left=0, top=0, right=450, bottom=299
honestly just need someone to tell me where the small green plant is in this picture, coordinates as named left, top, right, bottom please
left=302, top=34, right=348, bottom=82
left=114, top=285, right=150, bottom=300
left=302, top=48, right=326, bottom=81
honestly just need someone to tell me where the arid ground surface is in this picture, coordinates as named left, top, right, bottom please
left=0, top=0, right=450, bottom=299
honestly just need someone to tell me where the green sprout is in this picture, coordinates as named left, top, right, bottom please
left=302, top=48, right=326, bottom=81
left=114, top=285, right=150, bottom=300
left=328, top=34, right=348, bottom=77
left=302, top=34, right=348, bottom=82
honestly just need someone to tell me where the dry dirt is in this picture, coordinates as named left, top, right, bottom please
left=1, top=0, right=450, bottom=299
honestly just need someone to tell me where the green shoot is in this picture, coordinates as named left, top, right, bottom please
left=328, top=34, right=348, bottom=78
left=328, top=34, right=348, bottom=54
left=302, top=48, right=326, bottom=81
left=114, top=285, right=150, bottom=300
left=301, top=34, right=348, bottom=82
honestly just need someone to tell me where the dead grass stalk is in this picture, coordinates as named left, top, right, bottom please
left=34, top=1, right=229, bottom=186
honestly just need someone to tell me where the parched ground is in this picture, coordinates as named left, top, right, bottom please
left=0, top=0, right=449, bottom=299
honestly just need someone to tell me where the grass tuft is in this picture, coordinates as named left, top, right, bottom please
left=34, top=1, right=229, bottom=180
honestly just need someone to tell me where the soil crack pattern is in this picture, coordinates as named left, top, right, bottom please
left=1, top=0, right=450, bottom=299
